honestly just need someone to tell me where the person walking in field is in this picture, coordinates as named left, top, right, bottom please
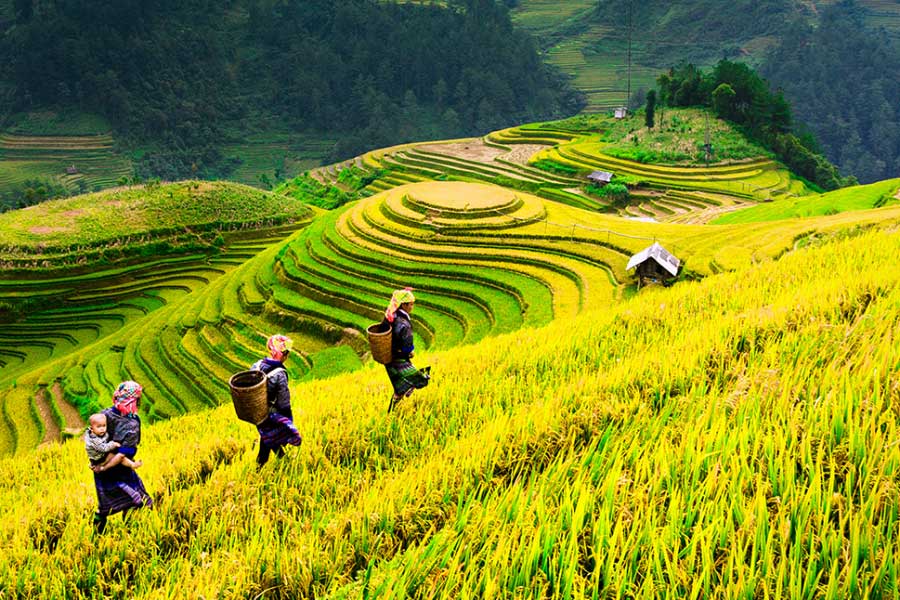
left=380, top=288, right=431, bottom=412
left=90, top=380, right=153, bottom=534
left=251, top=334, right=302, bottom=469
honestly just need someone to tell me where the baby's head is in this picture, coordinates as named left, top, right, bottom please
left=89, top=413, right=108, bottom=437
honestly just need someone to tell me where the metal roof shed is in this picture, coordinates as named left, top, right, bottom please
left=626, top=242, right=681, bottom=287
left=587, top=170, right=614, bottom=184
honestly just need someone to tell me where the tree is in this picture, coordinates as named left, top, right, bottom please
left=711, top=83, right=736, bottom=119
left=645, top=90, right=656, bottom=128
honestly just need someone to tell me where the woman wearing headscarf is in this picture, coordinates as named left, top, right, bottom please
left=380, top=288, right=431, bottom=412
left=251, top=334, right=302, bottom=469
left=90, top=380, right=153, bottom=533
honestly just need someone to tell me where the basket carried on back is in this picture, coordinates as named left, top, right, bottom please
left=229, top=370, right=269, bottom=425
left=367, top=323, right=393, bottom=364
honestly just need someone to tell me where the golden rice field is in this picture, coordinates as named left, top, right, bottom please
left=2, top=221, right=899, bottom=598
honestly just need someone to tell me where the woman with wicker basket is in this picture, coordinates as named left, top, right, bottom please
left=380, top=288, right=431, bottom=412
left=89, top=380, right=153, bottom=533
left=251, top=334, right=302, bottom=469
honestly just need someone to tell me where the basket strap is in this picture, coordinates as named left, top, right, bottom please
left=265, top=367, right=286, bottom=379
left=262, top=368, right=286, bottom=407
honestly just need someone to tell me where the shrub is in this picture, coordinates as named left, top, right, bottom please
left=584, top=182, right=629, bottom=203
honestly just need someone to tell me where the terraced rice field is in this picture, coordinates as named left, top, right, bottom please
left=310, top=114, right=819, bottom=226
left=862, top=0, right=900, bottom=36
left=527, top=133, right=811, bottom=220
left=221, top=134, right=335, bottom=187
left=545, top=24, right=662, bottom=113
left=2, top=113, right=897, bottom=457
left=0, top=176, right=618, bottom=452
left=6, top=169, right=900, bottom=456
left=0, top=133, right=132, bottom=195
left=342, top=116, right=810, bottom=223
left=509, top=0, right=597, bottom=38
left=0, top=222, right=316, bottom=454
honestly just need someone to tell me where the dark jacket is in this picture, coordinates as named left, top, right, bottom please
left=102, top=406, right=141, bottom=449
left=251, top=358, right=291, bottom=414
left=387, top=309, right=414, bottom=361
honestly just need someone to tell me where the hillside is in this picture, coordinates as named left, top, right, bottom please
left=2, top=113, right=898, bottom=456
left=2, top=223, right=899, bottom=597
left=0, top=0, right=580, bottom=190
left=0, top=181, right=312, bottom=270
left=516, top=0, right=900, bottom=183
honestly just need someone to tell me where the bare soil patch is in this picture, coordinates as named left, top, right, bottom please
left=894, top=188, right=900, bottom=200
left=414, top=140, right=550, bottom=167
left=419, top=140, right=505, bottom=162
left=499, top=144, right=552, bottom=165
left=63, top=209, right=84, bottom=217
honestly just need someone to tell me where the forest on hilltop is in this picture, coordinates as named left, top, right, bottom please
left=0, top=0, right=582, bottom=180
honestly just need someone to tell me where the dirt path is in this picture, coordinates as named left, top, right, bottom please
left=34, top=388, right=61, bottom=445
left=52, top=381, right=84, bottom=430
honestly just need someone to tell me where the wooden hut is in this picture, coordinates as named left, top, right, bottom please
left=626, top=242, right=681, bottom=288
left=614, top=107, right=628, bottom=119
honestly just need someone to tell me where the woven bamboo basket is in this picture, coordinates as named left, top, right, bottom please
left=367, top=323, right=393, bottom=364
left=229, top=370, right=269, bottom=424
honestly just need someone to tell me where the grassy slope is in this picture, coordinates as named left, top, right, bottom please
left=599, top=108, right=772, bottom=164
left=1, top=225, right=899, bottom=597
left=510, top=0, right=597, bottom=38
left=713, top=178, right=900, bottom=224
left=0, top=181, right=309, bottom=256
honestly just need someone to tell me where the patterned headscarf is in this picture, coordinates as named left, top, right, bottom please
left=385, top=287, right=415, bottom=323
left=267, top=334, right=293, bottom=358
left=113, top=381, right=142, bottom=415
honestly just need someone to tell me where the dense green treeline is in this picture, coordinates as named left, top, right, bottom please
left=0, top=0, right=581, bottom=179
left=761, top=2, right=900, bottom=183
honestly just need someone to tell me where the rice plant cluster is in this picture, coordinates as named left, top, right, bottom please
left=1, top=224, right=898, bottom=598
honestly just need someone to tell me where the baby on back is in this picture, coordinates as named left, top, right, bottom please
left=84, top=413, right=142, bottom=471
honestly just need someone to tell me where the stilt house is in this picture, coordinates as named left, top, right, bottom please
left=626, top=242, right=681, bottom=287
